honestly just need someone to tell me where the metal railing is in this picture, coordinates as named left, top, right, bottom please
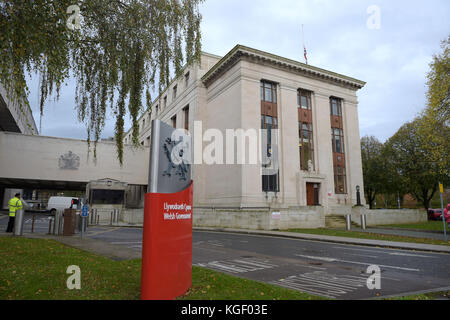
left=88, top=208, right=121, bottom=226
left=41, top=208, right=122, bottom=234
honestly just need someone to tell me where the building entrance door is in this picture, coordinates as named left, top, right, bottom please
left=306, top=183, right=320, bottom=206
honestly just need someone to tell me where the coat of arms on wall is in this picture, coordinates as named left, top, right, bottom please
left=58, top=151, right=80, bottom=170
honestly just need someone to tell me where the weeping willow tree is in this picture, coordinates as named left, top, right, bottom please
left=0, top=0, right=203, bottom=164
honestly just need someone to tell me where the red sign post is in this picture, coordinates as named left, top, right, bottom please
left=141, top=182, right=193, bottom=300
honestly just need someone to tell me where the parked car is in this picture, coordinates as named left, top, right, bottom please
left=444, top=204, right=450, bottom=223
left=427, top=208, right=443, bottom=221
left=47, top=197, right=82, bottom=215
left=428, top=204, right=450, bottom=223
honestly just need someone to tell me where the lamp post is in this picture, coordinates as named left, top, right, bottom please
left=356, top=185, right=361, bottom=207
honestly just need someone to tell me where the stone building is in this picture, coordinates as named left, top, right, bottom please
left=124, top=44, right=366, bottom=230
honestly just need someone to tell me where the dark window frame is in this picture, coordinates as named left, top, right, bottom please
left=299, top=121, right=314, bottom=171
left=91, top=189, right=125, bottom=205
left=331, top=128, right=345, bottom=154
left=334, top=165, right=347, bottom=194
left=260, top=81, right=278, bottom=103
left=260, top=80, right=280, bottom=193
left=185, top=72, right=190, bottom=87
left=330, top=97, right=342, bottom=116
left=298, top=89, right=312, bottom=110
left=173, top=85, right=178, bottom=100
left=183, top=106, right=189, bottom=131
left=171, top=115, right=177, bottom=128
left=330, top=96, right=347, bottom=194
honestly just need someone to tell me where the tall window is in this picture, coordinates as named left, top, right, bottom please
left=260, top=80, right=279, bottom=193
left=171, top=115, right=177, bottom=128
left=260, top=81, right=277, bottom=103
left=298, top=89, right=314, bottom=171
left=299, top=122, right=314, bottom=171
left=331, top=128, right=345, bottom=154
left=298, top=89, right=312, bottom=110
left=173, top=85, right=178, bottom=100
left=330, top=97, right=346, bottom=194
left=163, top=96, right=167, bottom=109
left=183, top=106, right=189, bottom=131
left=330, top=97, right=342, bottom=116
left=185, top=72, right=190, bottom=87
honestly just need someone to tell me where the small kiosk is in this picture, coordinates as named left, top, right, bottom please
left=86, top=178, right=127, bottom=224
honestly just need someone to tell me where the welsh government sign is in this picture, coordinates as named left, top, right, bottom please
left=141, top=120, right=193, bottom=300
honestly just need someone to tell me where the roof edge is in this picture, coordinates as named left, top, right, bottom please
left=202, top=45, right=366, bottom=89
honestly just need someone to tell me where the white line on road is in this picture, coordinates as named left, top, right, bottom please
left=271, top=271, right=368, bottom=299
left=388, top=252, right=433, bottom=258
left=333, top=246, right=388, bottom=254
left=195, top=258, right=278, bottom=274
left=294, top=254, right=420, bottom=272
left=333, top=246, right=438, bottom=258
left=208, top=243, right=224, bottom=247
left=110, top=241, right=142, bottom=245
left=345, top=253, right=379, bottom=259
left=303, top=265, right=327, bottom=270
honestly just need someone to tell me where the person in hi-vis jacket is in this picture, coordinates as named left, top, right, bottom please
left=6, top=193, right=23, bottom=233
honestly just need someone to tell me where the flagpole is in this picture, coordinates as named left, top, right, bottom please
left=302, top=24, right=305, bottom=51
left=302, top=24, right=308, bottom=65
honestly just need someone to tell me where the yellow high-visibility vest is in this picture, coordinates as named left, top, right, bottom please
left=8, top=197, right=23, bottom=217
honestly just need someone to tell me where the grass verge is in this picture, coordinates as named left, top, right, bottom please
left=385, top=291, right=450, bottom=300
left=0, top=237, right=323, bottom=300
left=286, top=229, right=449, bottom=246
left=383, top=221, right=447, bottom=232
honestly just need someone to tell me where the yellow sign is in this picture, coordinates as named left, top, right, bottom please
left=440, top=183, right=444, bottom=194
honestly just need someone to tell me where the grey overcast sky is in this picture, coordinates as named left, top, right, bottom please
left=27, top=0, right=449, bottom=142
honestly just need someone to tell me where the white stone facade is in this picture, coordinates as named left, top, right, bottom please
left=124, top=45, right=367, bottom=229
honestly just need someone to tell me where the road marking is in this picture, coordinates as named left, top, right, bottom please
left=333, top=246, right=439, bottom=258
left=271, top=271, right=368, bottom=299
left=208, top=243, right=224, bottom=247
left=206, top=240, right=226, bottom=247
left=110, top=241, right=142, bottom=245
left=345, top=253, right=379, bottom=259
left=294, top=254, right=420, bottom=272
left=303, top=265, right=327, bottom=271
left=333, top=246, right=387, bottom=253
left=88, top=228, right=122, bottom=236
left=195, top=258, right=277, bottom=274
left=296, top=255, right=336, bottom=262
left=388, top=252, right=432, bottom=258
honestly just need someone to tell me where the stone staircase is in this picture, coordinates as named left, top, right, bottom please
left=325, top=215, right=359, bottom=229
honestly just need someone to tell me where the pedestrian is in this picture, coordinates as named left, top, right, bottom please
left=6, top=193, right=23, bottom=233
